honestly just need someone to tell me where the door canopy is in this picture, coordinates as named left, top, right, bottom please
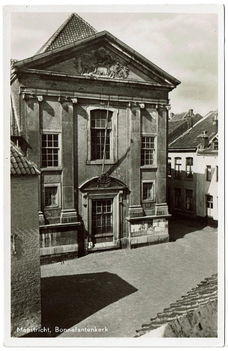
left=79, top=175, right=127, bottom=192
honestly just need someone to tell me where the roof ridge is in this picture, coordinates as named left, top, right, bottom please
left=169, top=110, right=217, bottom=147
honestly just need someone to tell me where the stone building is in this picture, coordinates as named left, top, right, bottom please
left=10, top=13, right=180, bottom=259
left=168, top=111, right=218, bottom=225
left=11, top=142, right=41, bottom=336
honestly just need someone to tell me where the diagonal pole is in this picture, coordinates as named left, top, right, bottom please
left=101, top=99, right=110, bottom=175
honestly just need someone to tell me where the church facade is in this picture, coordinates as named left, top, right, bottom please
left=11, top=14, right=180, bottom=260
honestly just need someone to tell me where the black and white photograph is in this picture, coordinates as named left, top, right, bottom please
left=4, top=4, right=224, bottom=347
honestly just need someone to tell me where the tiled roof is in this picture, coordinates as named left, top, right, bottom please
left=11, top=142, right=40, bottom=176
left=168, top=113, right=203, bottom=144
left=168, top=120, right=186, bottom=134
left=169, top=111, right=217, bottom=149
left=136, top=273, right=217, bottom=337
left=37, top=13, right=97, bottom=54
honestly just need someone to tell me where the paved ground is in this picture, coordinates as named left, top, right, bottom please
left=40, top=220, right=217, bottom=338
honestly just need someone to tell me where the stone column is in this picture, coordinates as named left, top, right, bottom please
left=128, top=102, right=143, bottom=218
left=155, top=104, right=170, bottom=216
left=60, top=98, right=78, bottom=223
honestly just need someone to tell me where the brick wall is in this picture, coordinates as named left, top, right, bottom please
left=11, top=176, right=41, bottom=337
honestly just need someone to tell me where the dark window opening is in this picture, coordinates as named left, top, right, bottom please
left=91, top=110, right=112, bottom=160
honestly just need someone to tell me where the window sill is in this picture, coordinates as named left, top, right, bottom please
left=140, top=165, right=157, bottom=170
left=41, top=167, right=62, bottom=172
left=86, top=160, right=115, bottom=165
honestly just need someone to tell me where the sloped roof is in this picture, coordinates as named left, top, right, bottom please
left=136, top=273, right=217, bottom=337
left=168, top=120, right=186, bottom=135
left=37, top=13, right=97, bottom=54
left=11, top=142, right=40, bottom=176
left=168, top=113, right=203, bottom=144
left=169, top=111, right=218, bottom=149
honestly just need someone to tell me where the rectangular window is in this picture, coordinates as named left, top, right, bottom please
left=42, top=134, right=59, bottom=167
left=44, top=186, right=59, bottom=208
left=175, top=157, right=182, bottom=178
left=216, top=166, right=218, bottom=182
left=142, top=182, right=155, bottom=201
left=168, top=157, right=172, bottom=177
left=92, top=199, right=113, bottom=235
left=185, top=189, right=193, bottom=211
left=141, top=136, right=155, bottom=166
left=206, top=165, right=212, bottom=181
left=206, top=195, right=213, bottom=209
left=174, top=188, right=181, bottom=208
left=91, top=109, right=112, bottom=160
left=186, top=157, right=193, bottom=178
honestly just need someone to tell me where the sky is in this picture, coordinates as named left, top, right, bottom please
left=10, top=10, right=218, bottom=115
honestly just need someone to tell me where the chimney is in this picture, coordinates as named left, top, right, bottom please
left=170, top=112, right=175, bottom=120
left=199, top=130, right=209, bottom=149
left=186, top=109, right=194, bottom=128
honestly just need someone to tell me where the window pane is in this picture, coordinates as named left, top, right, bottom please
left=41, top=134, right=59, bottom=167
left=141, top=136, right=155, bottom=166
left=44, top=187, right=58, bottom=207
left=143, top=182, right=154, bottom=201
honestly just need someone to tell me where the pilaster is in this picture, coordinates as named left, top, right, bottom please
left=128, top=102, right=143, bottom=218
left=60, top=98, right=78, bottom=223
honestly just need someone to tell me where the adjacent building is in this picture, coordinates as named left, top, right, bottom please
left=168, top=111, right=218, bottom=225
left=10, top=13, right=180, bottom=259
left=11, top=142, right=41, bottom=336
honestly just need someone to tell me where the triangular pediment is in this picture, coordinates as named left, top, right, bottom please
left=13, top=31, right=180, bottom=88
left=45, top=44, right=159, bottom=83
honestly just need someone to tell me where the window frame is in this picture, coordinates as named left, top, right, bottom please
left=185, top=189, right=193, bottom=211
left=168, top=157, right=172, bottom=177
left=174, top=157, right=182, bottom=178
left=86, top=106, right=118, bottom=165
left=186, top=157, right=193, bottom=178
left=141, top=180, right=156, bottom=203
left=174, top=188, right=181, bottom=209
left=206, top=165, right=212, bottom=181
left=41, top=131, right=61, bottom=169
left=43, top=183, right=61, bottom=209
left=206, top=194, right=213, bottom=209
left=141, top=134, right=157, bottom=167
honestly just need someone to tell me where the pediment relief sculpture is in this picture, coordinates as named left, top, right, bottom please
left=74, top=47, right=129, bottom=79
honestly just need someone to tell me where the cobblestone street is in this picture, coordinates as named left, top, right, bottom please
left=40, top=220, right=217, bottom=337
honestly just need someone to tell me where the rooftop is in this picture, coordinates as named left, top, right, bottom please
left=11, top=142, right=40, bottom=176
left=37, top=13, right=97, bottom=54
left=169, top=111, right=218, bottom=149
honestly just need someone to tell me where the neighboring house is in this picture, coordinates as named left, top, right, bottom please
left=168, top=109, right=202, bottom=144
left=11, top=142, right=41, bottom=336
left=167, top=111, right=218, bottom=225
left=10, top=13, right=180, bottom=259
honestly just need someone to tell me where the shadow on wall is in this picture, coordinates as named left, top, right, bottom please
left=23, top=272, right=137, bottom=337
left=168, top=216, right=206, bottom=242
